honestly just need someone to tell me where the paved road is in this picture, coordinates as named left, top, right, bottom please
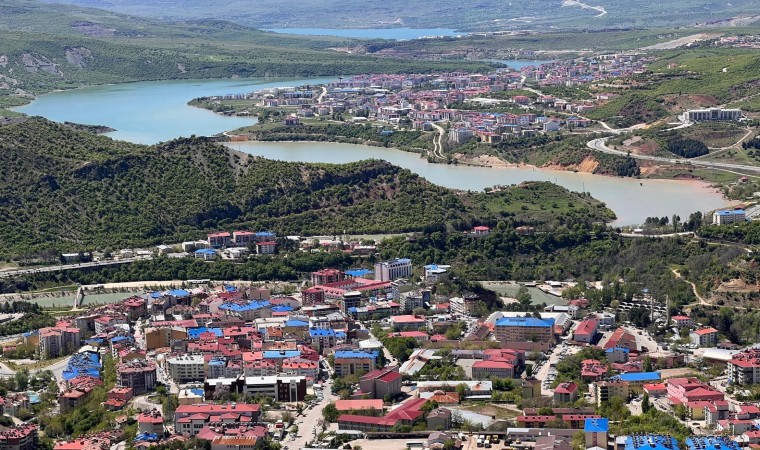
left=620, top=232, right=695, bottom=239
left=588, top=137, right=760, bottom=174
left=288, top=379, right=338, bottom=450
left=431, top=123, right=446, bottom=160
left=0, top=256, right=153, bottom=279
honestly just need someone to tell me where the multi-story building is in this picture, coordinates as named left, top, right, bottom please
left=728, top=348, right=760, bottom=385
left=166, top=354, right=205, bottom=383
left=553, top=382, right=579, bottom=404
left=713, top=209, right=746, bottom=225
left=218, top=301, right=272, bottom=321
left=573, top=318, right=598, bottom=343
left=472, top=360, right=515, bottom=380
left=208, top=232, right=232, bottom=248
left=690, top=327, right=719, bottom=347
left=685, top=437, right=739, bottom=450
left=671, top=315, right=693, bottom=329
left=449, top=294, right=481, bottom=316
left=117, top=359, right=157, bottom=395
left=687, top=108, right=742, bottom=122
left=174, top=403, right=261, bottom=436
left=39, top=326, right=81, bottom=359
left=400, top=290, right=431, bottom=313
left=255, top=241, right=277, bottom=255
left=593, top=381, right=629, bottom=407
left=584, top=418, right=609, bottom=450
left=281, top=358, right=319, bottom=379
left=137, top=409, right=164, bottom=435
left=494, top=317, right=554, bottom=343
left=309, top=329, right=336, bottom=354
left=301, top=287, right=325, bottom=306
left=0, top=425, right=38, bottom=450
left=311, top=269, right=345, bottom=285
left=232, top=231, right=255, bottom=247
left=144, top=327, right=188, bottom=351
left=374, top=258, right=413, bottom=282
left=340, top=291, right=362, bottom=315
left=359, top=367, right=402, bottom=399
left=666, top=377, right=724, bottom=404
left=204, top=376, right=307, bottom=402
left=624, top=435, right=678, bottom=450
left=333, top=350, right=378, bottom=377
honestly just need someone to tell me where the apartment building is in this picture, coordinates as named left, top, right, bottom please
left=374, top=258, right=413, bottom=282
left=494, top=317, right=554, bottom=343
left=166, top=354, right=205, bottom=383
left=117, top=359, right=157, bottom=395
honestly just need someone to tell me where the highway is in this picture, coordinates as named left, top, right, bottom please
left=587, top=137, right=760, bottom=175
left=0, top=256, right=153, bottom=279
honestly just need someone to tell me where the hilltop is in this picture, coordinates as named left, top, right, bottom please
left=0, top=118, right=614, bottom=259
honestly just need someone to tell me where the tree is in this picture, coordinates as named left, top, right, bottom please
left=14, top=368, right=29, bottom=391
left=642, top=393, right=651, bottom=414
left=322, top=403, right=339, bottom=422
left=517, top=286, right=532, bottom=307
left=456, top=383, right=468, bottom=398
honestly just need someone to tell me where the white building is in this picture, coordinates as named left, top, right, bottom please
left=374, top=258, right=413, bottom=282
left=166, top=354, right=206, bottom=383
left=687, top=108, right=742, bottom=122
left=713, top=209, right=746, bottom=225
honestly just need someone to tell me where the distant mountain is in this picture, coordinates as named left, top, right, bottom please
left=37, top=0, right=760, bottom=31
left=0, top=118, right=613, bottom=259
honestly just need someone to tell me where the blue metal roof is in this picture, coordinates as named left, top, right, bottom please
left=606, top=347, right=630, bottom=353
left=614, top=371, right=660, bottom=382
left=188, top=327, right=223, bottom=339
left=263, top=350, right=300, bottom=359
left=255, top=231, right=275, bottom=237
left=271, top=305, right=294, bottom=312
left=150, top=292, right=163, bottom=298
left=686, top=437, right=740, bottom=450
left=218, top=301, right=270, bottom=312
left=345, top=269, right=372, bottom=277
left=309, top=329, right=336, bottom=337
left=495, top=317, right=555, bottom=327
left=716, top=209, right=745, bottom=216
left=168, top=289, right=190, bottom=297
left=111, top=336, right=131, bottom=343
left=584, top=417, right=609, bottom=433
left=194, top=248, right=216, bottom=255
left=625, top=435, right=678, bottom=450
left=334, top=350, right=378, bottom=359
left=285, top=320, right=309, bottom=327
left=335, top=331, right=347, bottom=339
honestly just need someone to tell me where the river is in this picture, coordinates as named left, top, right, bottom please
left=14, top=77, right=730, bottom=225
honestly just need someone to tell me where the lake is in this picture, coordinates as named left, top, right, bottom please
left=14, top=77, right=730, bottom=225
left=265, top=27, right=466, bottom=40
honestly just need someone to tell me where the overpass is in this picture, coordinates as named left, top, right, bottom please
left=0, top=256, right=153, bottom=279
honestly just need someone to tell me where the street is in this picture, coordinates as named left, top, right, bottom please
left=287, top=379, right=338, bottom=450
left=0, top=256, right=153, bottom=279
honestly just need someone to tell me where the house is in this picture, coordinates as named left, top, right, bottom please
left=603, top=328, right=638, bottom=351
left=580, top=359, right=607, bottom=381
left=427, top=408, right=452, bottom=431
left=553, top=382, right=578, bottom=404
left=690, top=327, right=719, bottom=347
left=137, top=409, right=164, bottom=435
left=194, top=248, right=217, bottom=261
left=573, top=318, right=598, bottom=343
left=174, top=403, right=261, bottom=436
left=671, top=315, right=693, bottom=329
left=642, top=383, right=667, bottom=398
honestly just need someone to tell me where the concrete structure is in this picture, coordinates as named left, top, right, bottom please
left=553, top=382, right=579, bottom=404
left=666, top=378, right=724, bottom=404
left=690, top=328, right=719, bottom=347
left=137, top=409, right=164, bottom=435
left=145, top=327, right=188, bottom=351
left=494, top=317, right=554, bottom=343
left=593, top=381, right=629, bottom=407
left=374, top=258, right=413, bottom=282
left=39, top=326, right=81, bottom=359
left=687, top=108, right=742, bottom=122
left=573, top=318, right=598, bottom=343
left=713, top=209, right=746, bottom=225
left=624, top=435, right=678, bottom=450
left=728, top=348, right=760, bottom=385
left=0, top=425, right=38, bottom=450
left=166, top=354, right=206, bottom=383
left=359, top=367, right=402, bottom=399
left=584, top=418, right=609, bottom=449
left=174, top=403, right=261, bottom=436
left=117, top=359, right=157, bottom=395
left=472, top=360, right=515, bottom=379
left=333, top=350, right=378, bottom=377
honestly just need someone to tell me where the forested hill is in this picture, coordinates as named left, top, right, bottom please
left=0, top=118, right=613, bottom=259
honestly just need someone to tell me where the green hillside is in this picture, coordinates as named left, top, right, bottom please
left=0, top=118, right=613, bottom=260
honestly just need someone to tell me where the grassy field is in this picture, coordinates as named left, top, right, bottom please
left=679, top=122, right=751, bottom=149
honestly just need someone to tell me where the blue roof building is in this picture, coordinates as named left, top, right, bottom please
left=309, top=329, right=336, bottom=338
left=686, top=437, right=740, bottom=450
left=334, top=350, right=378, bottom=360
left=187, top=327, right=223, bottom=339
left=584, top=418, right=609, bottom=433
left=263, top=350, right=301, bottom=360
left=625, top=435, right=678, bottom=450
left=605, top=347, right=630, bottom=354
left=494, top=317, right=555, bottom=327
left=218, top=301, right=270, bottom=313
left=271, top=305, right=294, bottom=313
left=168, top=289, right=190, bottom=298
left=284, top=320, right=309, bottom=327
left=345, top=268, right=373, bottom=277
left=335, top=331, right=347, bottom=340
left=62, top=351, right=101, bottom=381
left=613, top=372, right=661, bottom=383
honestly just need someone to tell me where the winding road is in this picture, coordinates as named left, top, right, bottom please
left=587, top=136, right=760, bottom=175
left=430, top=123, right=446, bottom=159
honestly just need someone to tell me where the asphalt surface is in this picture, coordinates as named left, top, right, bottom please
left=0, top=256, right=153, bottom=279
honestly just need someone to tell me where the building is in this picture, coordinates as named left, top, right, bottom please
left=449, top=128, right=473, bottom=145
left=666, top=377, right=724, bottom=404
left=340, top=291, right=362, bottom=315
left=374, top=258, right=413, bottom=282
left=137, top=409, right=164, bottom=435
left=687, top=108, right=742, bottom=122
left=166, top=354, right=206, bottom=383
left=605, top=347, right=630, bottom=364
left=584, top=418, right=608, bottom=449
left=0, top=424, right=38, bottom=450
left=117, top=359, right=157, bottom=395
left=211, top=436, right=262, bottom=450
left=494, top=317, right=554, bottom=343
left=611, top=372, right=661, bottom=392
left=145, top=327, right=188, bottom=351
left=624, top=435, right=678, bottom=450
left=174, top=403, right=261, bottom=436
left=593, top=381, right=629, bottom=407
left=690, top=327, right=719, bottom=347
left=671, top=315, right=693, bottom=328
left=208, top=232, right=232, bottom=248
left=195, top=248, right=218, bottom=260
left=400, top=290, right=431, bottom=313
left=553, top=382, right=579, bottom=404
left=333, top=350, right=378, bottom=377
left=39, top=326, right=81, bottom=359
left=728, top=348, right=760, bottom=385
left=713, top=209, right=746, bottom=225
left=685, top=437, right=739, bottom=450
left=573, top=318, right=598, bottom=343
left=522, top=378, right=541, bottom=399
left=389, top=315, right=426, bottom=331
left=472, top=360, right=515, bottom=379
left=240, top=376, right=306, bottom=402
left=311, top=269, right=345, bottom=285
left=359, top=367, right=402, bottom=399
left=427, top=408, right=452, bottom=431
left=335, top=399, right=384, bottom=415
left=255, top=241, right=277, bottom=255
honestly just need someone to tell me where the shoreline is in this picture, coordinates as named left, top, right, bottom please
left=224, top=137, right=730, bottom=201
